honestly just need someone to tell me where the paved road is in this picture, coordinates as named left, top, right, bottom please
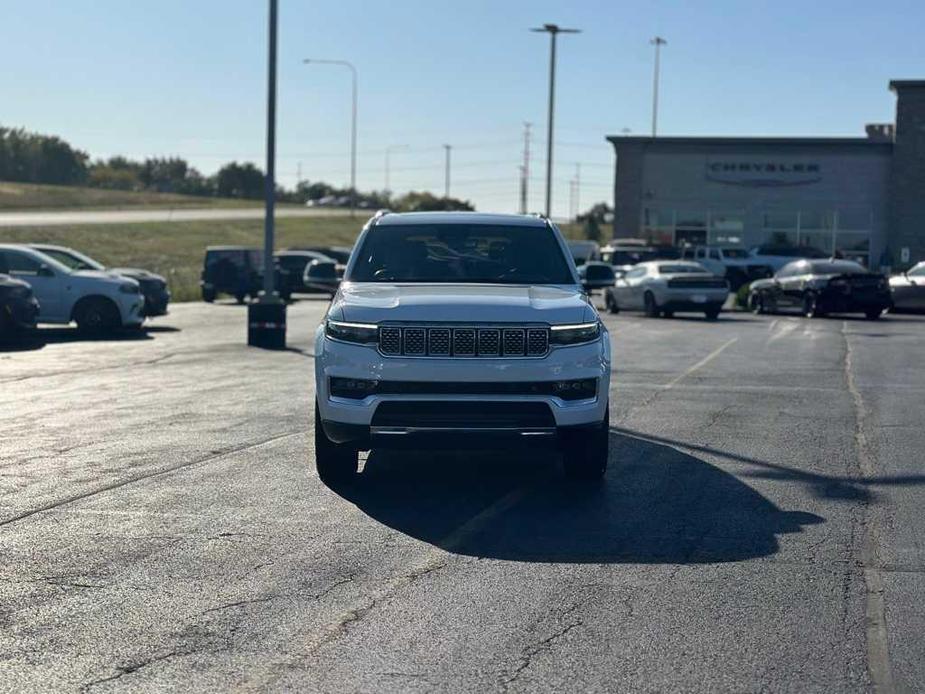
left=0, top=207, right=352, bottom=228
left=1, top=301, right=924, bottom=692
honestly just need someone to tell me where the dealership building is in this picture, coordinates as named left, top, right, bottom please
left=608, top=80, right=925, bottom=269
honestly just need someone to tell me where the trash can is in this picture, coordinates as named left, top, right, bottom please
left=247, top=301, right=286, bottom=350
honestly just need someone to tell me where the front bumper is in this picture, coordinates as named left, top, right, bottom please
left=3, top=298, right=39, bottom=330
left=315, top=329, right=611, bottom=442
left=141, top=287, right=171, bottom=317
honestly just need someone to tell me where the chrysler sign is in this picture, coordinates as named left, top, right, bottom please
left=705, top=160, right=822, bottom=187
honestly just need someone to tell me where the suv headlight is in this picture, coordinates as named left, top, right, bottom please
left=119, top=282, right=140, bottom=294
left=549, top=321, right=601, bottom=346
left=325, top=319, right=378, bottom=345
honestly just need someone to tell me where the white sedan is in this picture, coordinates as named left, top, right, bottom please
left=604, top=261, right=729, bottom=319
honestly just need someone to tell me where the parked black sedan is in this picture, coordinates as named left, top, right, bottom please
left=748, top=259, right=892, bottom=319
left=274, top=250, right=335, bottom=294
left=0, top=273, right=40, bottom=335
left=31, top=244, right=171, bottom=317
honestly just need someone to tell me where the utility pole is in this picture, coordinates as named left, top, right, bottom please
left=650, top=36, right=667, bottom=137
left=520, top=122, right=531, bottom=214
left=302, top=59, right=358, bottom=216
left=531, top=23, right=581, bottom=218
left=575, top=162, right=581, bottom=219
left=443, top=144, right=451, bottom=198
left=248, top=0, right=285, bottom=349
left=297, top=161, right=302, bottom=187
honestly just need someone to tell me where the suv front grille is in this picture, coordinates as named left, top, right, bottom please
left=378, top=325, right=549, bottom=358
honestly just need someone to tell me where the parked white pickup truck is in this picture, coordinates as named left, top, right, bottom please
left=314, top=211, right=611, bottom=483
left=680, top=245, right=773, bottom=290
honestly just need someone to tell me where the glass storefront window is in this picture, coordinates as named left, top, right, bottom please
left=642, top=227, right=674, bottom=245
left=799, top=210, right=835, bottom=231
left=762, top=211, right=798, bottom=230
left=761, top=231, right=800, bottom=247
left=799, top=231, right=834, bottom=254
left=643, top=208, right=670, bottom=228
left=837, top=209, right=871, bottom=231
left=675, top=211, right=706, bottom=229
left=709, top=212, right=744, bottom=245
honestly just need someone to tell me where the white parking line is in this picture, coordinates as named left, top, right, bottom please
left=663, top=338, right=739, bottom=390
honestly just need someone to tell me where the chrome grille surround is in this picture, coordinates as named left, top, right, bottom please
left=377, top=324, right=550, bottom=358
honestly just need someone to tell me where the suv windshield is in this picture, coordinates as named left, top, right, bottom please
left=348, top=224, right=574, bottom=284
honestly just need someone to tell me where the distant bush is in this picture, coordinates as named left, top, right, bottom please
left=735, top=282, right=752, bottom=310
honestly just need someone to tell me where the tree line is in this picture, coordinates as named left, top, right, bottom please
left=0, top=125, right=474, bottom=212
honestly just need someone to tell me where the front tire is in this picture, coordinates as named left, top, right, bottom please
left=751, top=292, right=765, bottom=314
left=865, top=308, right=883, bottom=320
left=643, top=292, right=659, bottom=318
left=704, top=307, right=721, bottom=320
left=314, top=403, right=359, bottom=485
left=562, top=405, right=609, bottom=481
left=803, top=293, right=824, bottom=318
left=74, top=297, right=121, bottom=333
left=605, top=293, right=619, bottom=314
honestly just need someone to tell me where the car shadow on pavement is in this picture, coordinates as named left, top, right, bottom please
left=612, top=426, right=925, bottom=503
left=0, top=327, right=155, bottom=352
left=330, top=431, right=824, bottom=564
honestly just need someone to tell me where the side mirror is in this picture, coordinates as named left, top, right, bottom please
left=38, top=264, right=55, bottom=278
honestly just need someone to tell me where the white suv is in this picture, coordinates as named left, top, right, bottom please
left=314, top=212, right=611, bottom=482
left=0, top=244, right=144, bottom=331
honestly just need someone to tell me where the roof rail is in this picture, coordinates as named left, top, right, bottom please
left=373, top=209, right=391, bottom=219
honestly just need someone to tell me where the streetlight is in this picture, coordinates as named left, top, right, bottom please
left=531, top=23, right=581, bottom=218
left=384, top=144, right=409, bottom=197
left=650, top=37, right=667, bottom=137
left=302, top=58, right=358, bottom=217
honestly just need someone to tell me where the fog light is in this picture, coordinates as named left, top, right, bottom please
left=551, top=378, right=597, bottom=401
left=330, top=377, right=379, bottom=399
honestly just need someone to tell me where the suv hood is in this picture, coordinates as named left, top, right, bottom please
left=332, top=283, right=595, bottom=324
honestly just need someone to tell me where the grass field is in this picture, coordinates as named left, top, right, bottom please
left=0, top=216, right=597, bottom=303
left=0, top=181, right=262, bottom=211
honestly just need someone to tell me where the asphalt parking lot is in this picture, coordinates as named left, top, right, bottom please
left=2, top=299, right=924, bottom=692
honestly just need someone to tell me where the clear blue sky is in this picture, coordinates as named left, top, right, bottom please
left=1, top=0, right=922, bottom=216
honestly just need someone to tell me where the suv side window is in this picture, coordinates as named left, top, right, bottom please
left=709, top=249, right=721, bottom=260
left=625, top=267, right=647, bottom=280
left=4, top=251, right=42, bottom=276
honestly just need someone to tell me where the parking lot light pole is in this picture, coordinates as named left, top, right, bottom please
left=302, top=59, right=358, bottom=217
left=531, top=23, right=580, bottom=218
left=650, top=36, right=667, bottom=137
left=248, top=0, right=286, bottom=349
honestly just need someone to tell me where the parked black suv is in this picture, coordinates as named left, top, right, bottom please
left=201, top=247, right=291, bottom=303
left=749, top=259, right=891, bottom=319
left=0, top=273, right=40, bottom=335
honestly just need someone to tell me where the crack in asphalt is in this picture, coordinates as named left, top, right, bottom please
left=0, top=430, right=302, bottom=529
left=499, top=602, right=585, bottom=692
left=842, top=321, right=896, bottom=693
left=79, top=650, right=184, bottom=693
